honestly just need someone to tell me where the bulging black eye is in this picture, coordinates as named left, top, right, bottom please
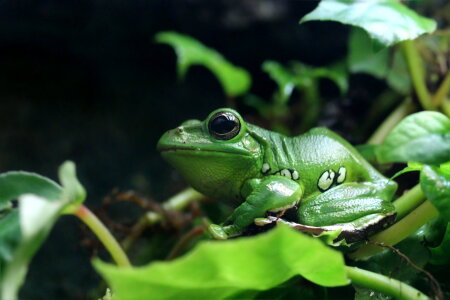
left=208, top=112, right=241, bottom=140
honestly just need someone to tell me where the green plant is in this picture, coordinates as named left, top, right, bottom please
left=1, top=1, right=450, bottom=299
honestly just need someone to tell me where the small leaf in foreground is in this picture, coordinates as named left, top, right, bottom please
left=156, top=31, right=251, bottom=97
left=95, top=225, right=349, bottom=300
left=0, top=161, right=87, bottom=300
left=300, top=0, right=437, bottom=47
left=376, top=111, right=450, bottom=164
left=420, top=165, right=450, bottom=222
left=0, top=172, right=63, bottom=300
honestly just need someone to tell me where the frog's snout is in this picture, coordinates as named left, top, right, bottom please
left=181, top=119, right=201, bottom=127
left=157, top=119, right=202, bottom=152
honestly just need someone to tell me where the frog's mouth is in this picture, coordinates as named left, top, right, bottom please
left=159, top=147, right=240, bottom=154
left=157, top=144, right=252, bottom=156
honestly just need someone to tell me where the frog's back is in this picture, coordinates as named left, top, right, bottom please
left=271, top=127, right=385, bottom=197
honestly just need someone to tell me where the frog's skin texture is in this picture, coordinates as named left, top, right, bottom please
left=157, top=108, right=397, bottom=242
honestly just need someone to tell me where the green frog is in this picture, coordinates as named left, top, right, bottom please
left=157, top=108, right=397, bottom=242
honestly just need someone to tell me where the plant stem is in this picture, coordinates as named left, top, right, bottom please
left=442, top=98, right=450, bottom=118
left=431, top=71, right=450, bottom=107
left=393, top=184, right=425, bottom=220
left=401, top=40, right=433, bottom=110
left=74, top=205, right=131, bottom=267
left=226, top=96, right=236, bottom=109
left=349, top=200, right=439, bottom=260
left=146, top=187, right=204, bottom=224
left=345, top=266, right=429, bottom=300
left=166, top=226, right=204, bottom=260
left=121, top=187, right=204, bottom=251
left=367, top=98, right=416, bottom=144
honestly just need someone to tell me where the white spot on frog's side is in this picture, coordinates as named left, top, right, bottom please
left=291, top=170, right=299, bottom=180
left=318, top=170, right=335, bottom=191
left=336, top=167, right=346, bottom=184
left=280, top=169, right=292, bottom=179
left=261, top=163, right=270, bottom=173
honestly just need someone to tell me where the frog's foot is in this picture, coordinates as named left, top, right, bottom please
left=208, top=224, right=243, bottom=240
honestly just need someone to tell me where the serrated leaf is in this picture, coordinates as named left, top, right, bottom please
left=156, top=31, right=251, bottom=97
left=420, top=165, right=450, bottom=222
left=347, top=28, right=389, bottom=78
left=59, top=161, right=86, bottom=213
left=94, top=225, right=349, bottom=300
left=376, top=111, right=450, bottom=164
left=300, top=0, right=437, bottom=47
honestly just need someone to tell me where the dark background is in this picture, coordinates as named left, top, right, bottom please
left=0, top=0, right=414, bottom=299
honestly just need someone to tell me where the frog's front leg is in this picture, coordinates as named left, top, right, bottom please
left=298, top=180, right=397, bottom=240
left=209, top=176, right=304, bottom=240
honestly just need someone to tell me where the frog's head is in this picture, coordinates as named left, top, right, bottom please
left=157, top=108, right=262, bottom=202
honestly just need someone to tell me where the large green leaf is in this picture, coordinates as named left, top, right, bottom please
left=420, top=165, right=450, bottom=222
left=95, top=225, right=349, bottom=300
left=301, top=0, right=437, bottom=47
left=376, top=111, right=450, bottom=164
left=156, top=31, right=251, bottom=97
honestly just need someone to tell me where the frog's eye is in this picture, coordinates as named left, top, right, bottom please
left=208, top=111, right=241, bottom=140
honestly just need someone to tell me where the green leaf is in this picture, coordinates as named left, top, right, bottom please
left=429, top=222, right=450, bottom=265
left=156, top=31, right=251, bottom=97
left=0, top=172, right=63, bottom=300
left=59, top=161, right=87, bottom=213
left=262, top=60, right=348, bottom=104
left=300, top=0, right=437, bottom=47
left=347, top=28, right=389, bottom=78
left=355, top=235, right=429, bottom=299
left=386, top=49, right=412, bottom=95
left=420, top=165, right=450, bottom=222
left=355, top=144, right=378, bottom=164
left=262, top=61, right=296, bottom=104
left=0, top=172, right=61, bottom=210
left=376, top=111, right=450, bottom=164
left=390, top=162, right=423, bottom=180
left=94, top=225, right=349, bottom=300
left=291, top=61, right=348, bottom=95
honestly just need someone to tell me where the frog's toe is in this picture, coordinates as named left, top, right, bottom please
left=208, top=224, right=229, bottom=240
